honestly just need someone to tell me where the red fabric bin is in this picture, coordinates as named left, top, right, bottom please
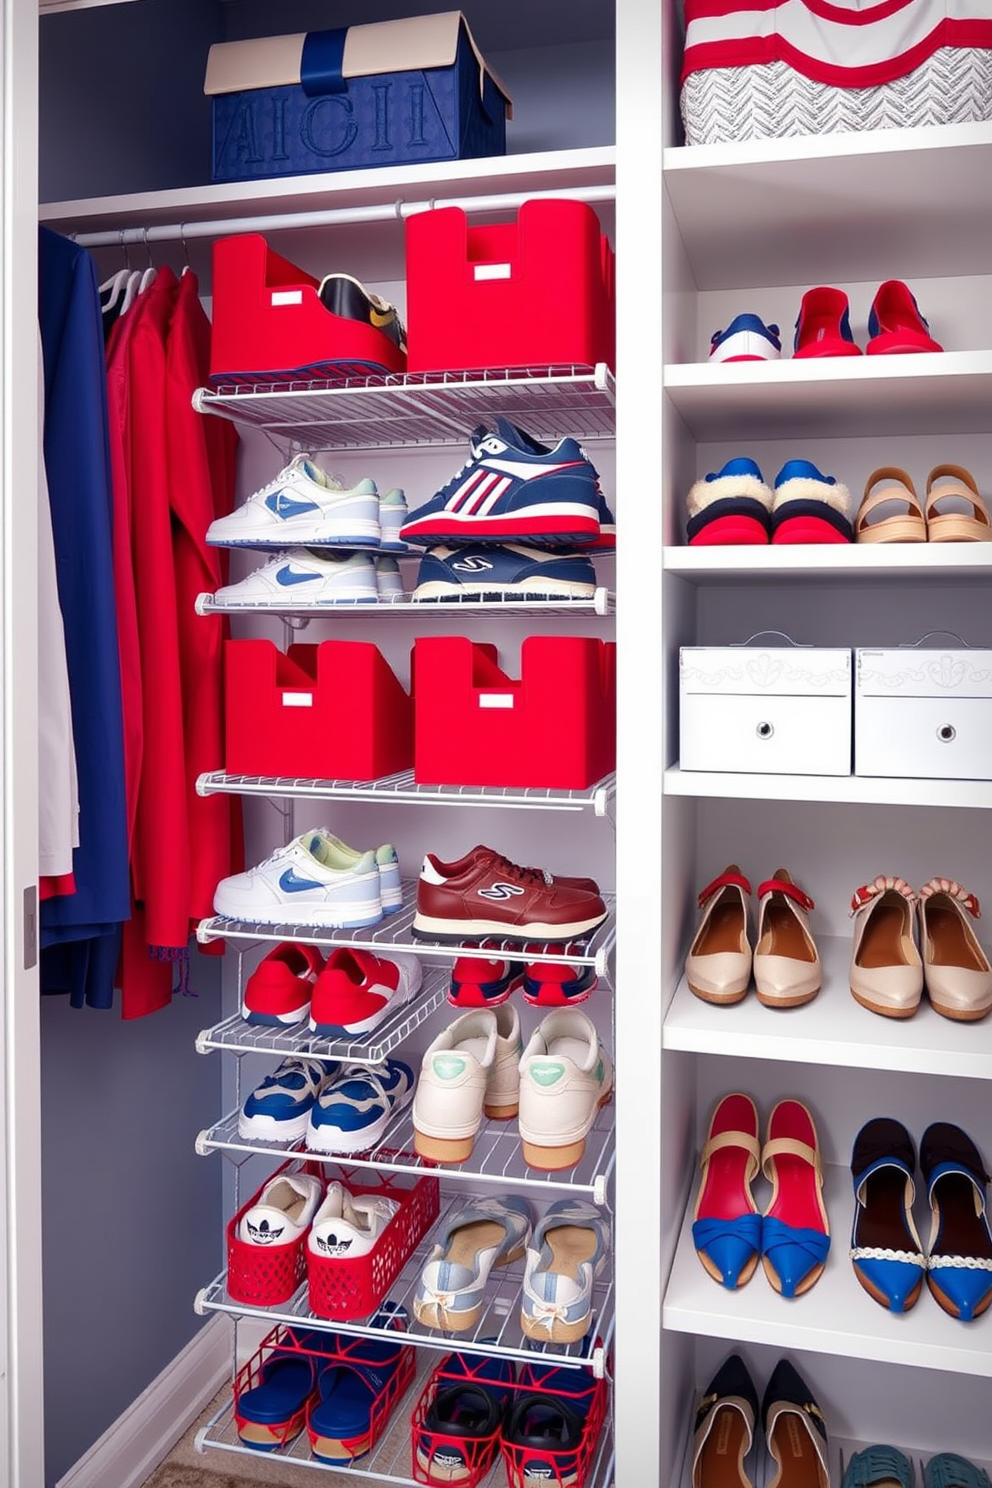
left=225, top=638, right=413, bottom=780
left=405, top=199, right=615, bottom=373
left=413, top=635, right=615, bottom=789
left=209, top=233, right=407, bottom=385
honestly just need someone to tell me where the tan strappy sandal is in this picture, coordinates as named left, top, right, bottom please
left=856, top=467, right=927, bottom=544
left=925, top=464, right=992, bottom=543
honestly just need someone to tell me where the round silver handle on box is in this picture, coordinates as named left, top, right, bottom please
left=937, top=724, right=956, bottom=743
left=756, top=722, right=774, bottom=739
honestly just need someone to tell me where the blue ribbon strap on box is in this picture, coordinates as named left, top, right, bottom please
left=300, top=28, right=349, bottom=96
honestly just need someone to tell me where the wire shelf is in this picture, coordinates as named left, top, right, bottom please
left=196, top=1349, right=616, bottom=1488
left=193, top=364, right=617, bottom=449
left=197, top=769, right=616, bottom=816
left=195, top=967, right=449, bottom=1064
left=196, top=1195, right=615, bottom=1376
left=197, top=1100, right=616, bottom=1203
left=197, top=890, right=616, bottom=977
left=196, top=587, right=615, bottom=618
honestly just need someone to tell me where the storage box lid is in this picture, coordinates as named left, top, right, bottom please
left=205, top=11, right=512, bottom=113
left=680, top=646, right=851, bottom=696
left=856, top=648, right=992, bottom=698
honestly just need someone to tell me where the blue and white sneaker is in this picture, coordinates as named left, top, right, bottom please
left=709, top=313, right=781, bottom=364
left=206, top=455, right=380, bottom=550
left=213, top=830, right=384, bottom=929
left=400, top=419, right=602, bottom=549
left=306, top=1059, right=415, bottom=1154
left=412, top=544, right=597, bottom=602
left=379, top=489, right=409, bottom=552
left=213, top=549, right=378, bottom=606
left=520, top=1200, right=609, bottom=1344
left=238, top=1055, right=338, bottom=1141
left=375, top=556, right=404, bottom=600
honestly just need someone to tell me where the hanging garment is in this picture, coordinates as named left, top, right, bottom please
left=38, top=229, right=129, bottom=985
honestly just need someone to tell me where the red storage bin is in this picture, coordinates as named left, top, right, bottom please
left=225, top=638, right=414, bottom=780
left=307, top=1170, right=439, bottom=1322
left=413, top=636, right=615, bottom=789
left=209, top=233, right=407, bottom=385
left=405, top=199, right=615, bottom=373
left=227, top=1161, right=311, bottom=1306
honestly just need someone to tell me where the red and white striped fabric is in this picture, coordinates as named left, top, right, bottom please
left=682, top=0, right=992, bottom=89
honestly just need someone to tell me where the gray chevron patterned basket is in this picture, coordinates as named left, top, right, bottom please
left=681, top=48, right=992, bottom=145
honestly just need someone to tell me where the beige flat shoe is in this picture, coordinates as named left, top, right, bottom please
left=856, top=468, right=926, bottom=544
left=686, top=866, right=752, bottom=1005
left=849, top=875, right=923, bottom=1018
left=919, top=877, right=992, bottom=1022
left=925, top=464, right=992, bottom=543
left=753, top=870, right=821, bottom=1008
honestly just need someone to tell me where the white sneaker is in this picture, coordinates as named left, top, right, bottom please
left=486, top=1002, right=523, bottom=1120
left=379, top=489, right=409, bottom=552
left=307, top=1179, right=399, bottom=1259
left=238, top=1172, right=323, bottom=1247
left=413, top=1009, right=500, bottom=1164
left=518, top=1010, right=613, bottom=1171
left=213, top=548, right=378, bottom=606
left=213, top=830, right=383, bottom=928
left=314, top=831, right=402, bottom=913
left=206, top=454, right=380, bottom=549
left=376, top=555, right=404, bottom=600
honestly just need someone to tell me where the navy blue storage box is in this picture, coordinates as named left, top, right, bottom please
left=205, top=11, right=512, bottom=184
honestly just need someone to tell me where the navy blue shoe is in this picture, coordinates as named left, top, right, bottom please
left=504, top=1357, right=598, bottom=1486
left=691, top=1355, right=758, bottom=1488
left=762, top=1361, right=829, bottom=1488
left=709, top=312, right=781, bottom=363
left=850, top=1117, right=925, bottom=1314
left=235, top=1325, right=337, bottom=1452
left=771, top=460, right=853, bottom=545
left=448, top=956, right=526, bottom=1008
left=400, top=419, right=602, bottom=549
left=307, top=1323, right=412, bottom=1463
left=844, top=1446, right=915, bottom=1488
left=412, top=543, right=597, bottom=602
left=415, top=1346, right=514, bottom=1483
left=686, top=458, right=773, bottom=547
left=921, top=1122, right=992, bottom=1322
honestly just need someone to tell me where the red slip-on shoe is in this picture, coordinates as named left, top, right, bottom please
left=760, top=1099, right=831, bottom=1298
left=244, top=943, right=325, bottom=1027
left=793, top=287, right=862, bottom=359
left=692, top=1092, right=762, bottom=1290
left=867, top=280, right=943, bottom=356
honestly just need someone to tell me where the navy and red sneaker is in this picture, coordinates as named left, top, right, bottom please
left=415, top=1348, right=515, bottom=1484
left=686, top=457, right=772, bottom=547
left=400, top=418, right=602, bottom=550
left=448, top=957, right=526, bottom=1008
left=243, top=943, right=325, bottom=1027
left=522, top=961, right=597, bottom=1007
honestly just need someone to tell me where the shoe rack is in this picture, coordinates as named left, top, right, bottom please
left=656, top=11, right=992, bottom=1484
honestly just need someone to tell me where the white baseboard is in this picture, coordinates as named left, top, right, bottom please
left=55, top=1315, right=231, bottom=1488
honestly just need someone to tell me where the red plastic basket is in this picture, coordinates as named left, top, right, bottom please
left=411, top=1354, right=610, bottom=1488
left=226, top=1160, right=315, bottom=1306
left=307, top=1169, right=440, bottom=1322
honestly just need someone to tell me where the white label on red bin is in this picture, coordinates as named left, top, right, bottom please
left=473, top=263, right=512, bottom=281
left=282, top=692, right=314, bottom=707
left=271, top=290, right=303, bottom=306
left=479, top=694, right=515, bottom=709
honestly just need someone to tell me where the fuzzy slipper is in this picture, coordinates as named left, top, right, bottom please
left=686, top=458, right=772, bottom=547
left=771, top=460, right=852, bottom=545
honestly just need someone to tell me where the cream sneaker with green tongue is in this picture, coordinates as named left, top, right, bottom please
left=518, top=1009, right=613, bottom=1171
left=413, top=1009, right=498, bottom=1164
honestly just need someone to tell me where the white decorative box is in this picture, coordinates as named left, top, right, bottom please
left=679, top=644, right=852, bottom=776
left=855, top=647, right=992, bottom=781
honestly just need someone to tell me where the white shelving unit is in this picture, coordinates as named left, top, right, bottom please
left=657, top=30, right=992, bottom=1482
left=197, top=768, right=617, bottom=816
left=197, top=589, right=616, bottom=618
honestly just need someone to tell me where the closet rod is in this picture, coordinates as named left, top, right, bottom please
left=70, top=182, right=616, bottom=249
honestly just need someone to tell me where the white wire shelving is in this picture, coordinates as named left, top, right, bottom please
left=197, top=1101, right=616, bottom=1204
left=195, top=1195, right=615, bottom=1377
left=193, top=364, right=616, bottom=450
left=197, top=890, right=616, bottom=978
left=195, top=1348, right=616, bottom=1487
left=196, top=586, right=615, bottom=618
left=195, top=967, right=449, bottom=1065
left=197, top=769, right=616, bottom=816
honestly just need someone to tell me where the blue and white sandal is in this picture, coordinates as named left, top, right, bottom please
left=921, top=1121, right=992, bottom=1322
left=520, top=1199, right=609, bottom=1344
left=850, top=1117, right=925, bottom=1314
left=414, top=1195, right=532, bottom=1333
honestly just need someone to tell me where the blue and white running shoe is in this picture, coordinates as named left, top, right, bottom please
left=400, top=419, right=602, bottom=549
left=306, top=1059, right=415, bottom=1154
left=412, top=544, right=597, bottom=602
left=238, top=1055, right=339, bottom=1142
left=207, top=455, right=380, bottom=550
left=709, top=313, right=781, bottom=364
left=213, top=830, right=385, bottom=930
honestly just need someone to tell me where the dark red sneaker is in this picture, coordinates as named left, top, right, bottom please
left=413, top=847, right=607, bottom=944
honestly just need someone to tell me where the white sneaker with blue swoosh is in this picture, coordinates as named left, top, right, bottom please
left=213, top=548, right=378, bottom=606
left=206, top=454, right=380, bottom=549
left=213, top=830, right=384, bottom=928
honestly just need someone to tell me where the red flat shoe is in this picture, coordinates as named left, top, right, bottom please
left=760, top=1099, right=830, bottom=1298
left=867, top=280, right=943, bottom=355
left=692, top=1092, right=762, bottom=1289
left=793, top=287, right=862, bottom=359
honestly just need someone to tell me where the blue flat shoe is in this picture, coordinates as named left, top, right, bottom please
left=921, top=1122, right=992, bottom=1322
left=850, top=1118, right=925, bottom=1314
left=925, top=1455, right=992, bottom=1488
left=692, top=1093, right=763, bottom=1291
left=844, top=1445, right=914, bottom=1488
left=760, top=1100, right=830, bottom=1299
